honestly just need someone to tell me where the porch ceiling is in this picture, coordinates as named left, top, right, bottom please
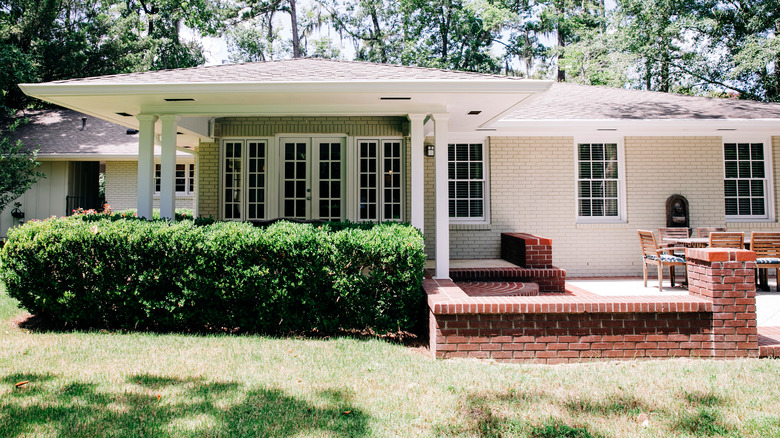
left=19, top=79, right=552, bottom=146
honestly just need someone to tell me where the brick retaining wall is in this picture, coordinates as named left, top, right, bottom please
left=428, top=247, right=759, bottom=362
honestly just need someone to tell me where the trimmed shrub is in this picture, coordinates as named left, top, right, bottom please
left=0, top=217, right=425, bottom=334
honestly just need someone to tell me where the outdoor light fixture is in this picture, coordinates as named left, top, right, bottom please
left=426, top=145, right=435, bottom=157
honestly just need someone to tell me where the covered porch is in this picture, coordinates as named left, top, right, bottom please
left=18, top=59, right=553, bottom=281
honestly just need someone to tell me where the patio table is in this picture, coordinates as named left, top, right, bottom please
left=662, top=237, right=709, bottom=248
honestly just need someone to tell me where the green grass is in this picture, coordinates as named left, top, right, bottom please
left=3, top=285, right=780, bottom=437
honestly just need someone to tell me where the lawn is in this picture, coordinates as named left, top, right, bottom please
left=2, top=284, right=780, bottom=437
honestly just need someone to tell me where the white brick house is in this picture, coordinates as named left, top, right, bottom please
left=18, top=59, right=780, bottom=277
left=1, top=109, right=195, bottom=239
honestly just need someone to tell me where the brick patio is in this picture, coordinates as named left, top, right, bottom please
left=428, top=247, right=763, bottom=363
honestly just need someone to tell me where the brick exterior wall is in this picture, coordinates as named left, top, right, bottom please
left=422, top=135, right=780, bottom=276
left=104, top=160, right=196, bottom=212
left=197, top=143, right=219, bottom=218
left=428, top=247, right=758, bottom=362
left=215, top=116, right=407, bottom=137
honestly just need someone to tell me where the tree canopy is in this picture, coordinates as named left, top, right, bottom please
left=0, top=0, right=778, bottom=112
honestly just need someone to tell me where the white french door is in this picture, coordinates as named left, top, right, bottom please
left=279, top=137, right=345, bottom=221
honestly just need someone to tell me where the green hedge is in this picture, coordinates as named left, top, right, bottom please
left=0, top=218, right=426, bottom=334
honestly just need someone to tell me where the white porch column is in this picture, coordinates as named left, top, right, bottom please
left=136, top=114, right=157, bottom=219
left=431, top=113, right=450, bottom=279
left=407, top=114, right=426, bottom=232
left=159, top=115, right=179, bottom=220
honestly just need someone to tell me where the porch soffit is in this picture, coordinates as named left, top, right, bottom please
left=19, top=59, right=553, bottom=144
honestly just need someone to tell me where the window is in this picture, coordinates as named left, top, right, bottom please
left=155, top=163, right=195, bottom=195
left=357, top=139, right=404, bottom=221
left=448, top=143, right=486, bottom=220
left=576, top=142, right=623, bottom=222
left=724, top=142, right=772, bottom=220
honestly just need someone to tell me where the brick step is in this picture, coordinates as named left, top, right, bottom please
left=449, top=267, right=565, bottom=293
left=455, top=281, right=539, bottom=297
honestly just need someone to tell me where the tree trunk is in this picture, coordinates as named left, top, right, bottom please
left=441, top=0, right=451, bottom=63
left=370, top=7, right=387, bottom=63
left=556, top=0, right=565, bottom=82
left=289, top=0, right=301, bottom=58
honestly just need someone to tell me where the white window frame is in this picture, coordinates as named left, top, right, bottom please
left=447, top=139, right=490, bottom=224
left=723, top=136, right=775, bottom=223
left=354, top=137, right=406, bottom=222
left=574, top=137, right=627, bottom=224
left=155, top=162, right=195, bottom=196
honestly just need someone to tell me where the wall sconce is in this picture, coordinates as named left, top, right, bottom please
left=426, top=145, right=435, bottom=157
left=10, top=202, right=24, bottom=219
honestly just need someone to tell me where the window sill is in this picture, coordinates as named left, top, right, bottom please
left=726, top=218, right=775, bottom=224
left=153, top=194, right=195, bottom=200
left=449, top=223, right=491, bottom=231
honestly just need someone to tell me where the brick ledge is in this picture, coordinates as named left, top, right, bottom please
left=425, top=278, right=712, bottom=315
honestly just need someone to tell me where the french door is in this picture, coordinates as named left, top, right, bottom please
left=280, top=137, right=345, bottom=221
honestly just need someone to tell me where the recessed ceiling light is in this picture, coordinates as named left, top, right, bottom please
left=717, top=128, right=737, bottom=131
left=164, top=98, right=195, bottom=102
left=468, top=111, right=482, bottom=115
left=116, top=112, right=133, bottom=117
left=380, top=97, right=411, bottom=100
left=597, top=128, right=617, bottom=131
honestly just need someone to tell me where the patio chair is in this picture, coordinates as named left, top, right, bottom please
left=750, top=232, right=780, bottom=292
left=658, top=227, right=690, bottom=256
left=697, top=227, right=727, bottom=238
left=708, top=232, right=744, bottom=249
left=638, top=230, right=687, bottom=292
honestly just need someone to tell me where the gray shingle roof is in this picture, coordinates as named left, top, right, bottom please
left=8, top=109, right=186, bottom=157
left=504, top=82, right=780, bottom=120
left=48, top=58, right=526, bottom=85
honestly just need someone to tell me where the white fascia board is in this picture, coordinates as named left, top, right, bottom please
left=19, top=79, right=553, bottom=97
left=37, top=153, right=196, bottom=161
left=491, top=118, right=780, bottom=135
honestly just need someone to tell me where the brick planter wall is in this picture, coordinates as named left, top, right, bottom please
left=501, top=233, right=553, bottom=268
left=428, top=247, right=759, bottom=362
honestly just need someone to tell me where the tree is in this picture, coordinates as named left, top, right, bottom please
left=0, top=122, right=43, bottom=213
left=399, top=0, right=502, bottom=72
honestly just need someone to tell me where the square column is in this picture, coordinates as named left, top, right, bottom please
left=407, top=114, right=427, bottom=232
left=159, top=115, right=179, bottom=220
left=431, top=113, right=450, bottom=279
left=136, top=115, right=157, bottom=219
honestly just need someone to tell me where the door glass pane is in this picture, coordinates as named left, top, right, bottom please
left=246, top=141, right=266, bottom=220
left=317, top=141, right=342, bottom=221
left=382, top=141, right=402, bottom=220
left=282, top=141, right=308, bottom=219
left=223, top=141, right=243, bottom=220
left=358, top=140, right=378, bottom=220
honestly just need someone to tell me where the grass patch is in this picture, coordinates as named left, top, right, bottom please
left=3, top=289, right=780, bottom=437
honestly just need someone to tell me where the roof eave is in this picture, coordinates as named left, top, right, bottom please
left=19, top=79, right=553, bottom=98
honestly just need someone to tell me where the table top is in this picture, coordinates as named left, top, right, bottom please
left=663, top=237, right=708, bottom=244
